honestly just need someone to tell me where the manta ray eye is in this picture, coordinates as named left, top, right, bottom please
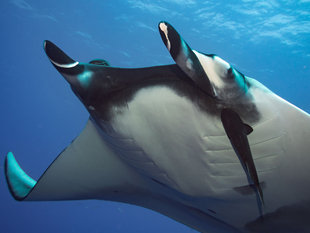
left=226, top=67, right=235, bottom=79
left=89, top=59, right=110, bottom=66
left=207, top=53, right=216, bottom=58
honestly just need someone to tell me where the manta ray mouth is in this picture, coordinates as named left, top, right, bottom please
left=42, top=39, right=259, bottom=124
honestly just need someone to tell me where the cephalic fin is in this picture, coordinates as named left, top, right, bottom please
left=158, top=21, right=215, bottom=97
left=44, top=40, right=79, bottom=69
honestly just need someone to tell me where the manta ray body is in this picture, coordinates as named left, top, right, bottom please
left=5, top=22, right=310, bottom=233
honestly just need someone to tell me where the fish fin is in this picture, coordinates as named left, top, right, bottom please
left=234, top=182, right=266, bottom=196
left=5, top=119, right=146, bottom=201
left=243, top=123, right=253, bottom=135
left=158, top=21, right=215, bottom=97
left=5, top=152, right=37, bottom=201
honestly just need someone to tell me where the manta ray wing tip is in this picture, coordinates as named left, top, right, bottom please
left=4, top=152, right=37, bottom=201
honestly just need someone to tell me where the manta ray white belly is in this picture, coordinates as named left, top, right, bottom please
left=109, top=85, right=242, bottom=196
left=100, top=79, right=310, bottom=228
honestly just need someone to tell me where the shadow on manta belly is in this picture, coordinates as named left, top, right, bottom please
left=4, top=21, right=310, bottom=233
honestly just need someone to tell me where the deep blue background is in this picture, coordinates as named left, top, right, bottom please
left=0, top=0, right=309, bottom=232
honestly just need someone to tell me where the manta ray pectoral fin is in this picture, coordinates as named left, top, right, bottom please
left=221, top=109, right=264, bottom=206
left=158, top=21, right=215, bottom=97
left=5, top=152, right=37, bottom=200
left=4, top=119, right=149, bottom=201
left=4, top=121, right=240, bottom=233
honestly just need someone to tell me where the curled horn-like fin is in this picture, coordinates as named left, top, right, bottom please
left=158, top=21, right=215, bottom=97
left=44, top=40, right=79, bottom=69
left=43, top=40, right=85, bottom=86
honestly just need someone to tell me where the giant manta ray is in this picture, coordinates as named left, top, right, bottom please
left=5, top=22, right=310, bottom=233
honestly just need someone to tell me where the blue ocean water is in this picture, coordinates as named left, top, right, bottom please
left=0, top=0, right=309, bottom=232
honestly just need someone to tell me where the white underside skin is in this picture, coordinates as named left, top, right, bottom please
left=22, top=119, right=239, bottom=233
left=107, top=78, right=310, bottom=230
left=10, top=77, right=310, bottom=232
